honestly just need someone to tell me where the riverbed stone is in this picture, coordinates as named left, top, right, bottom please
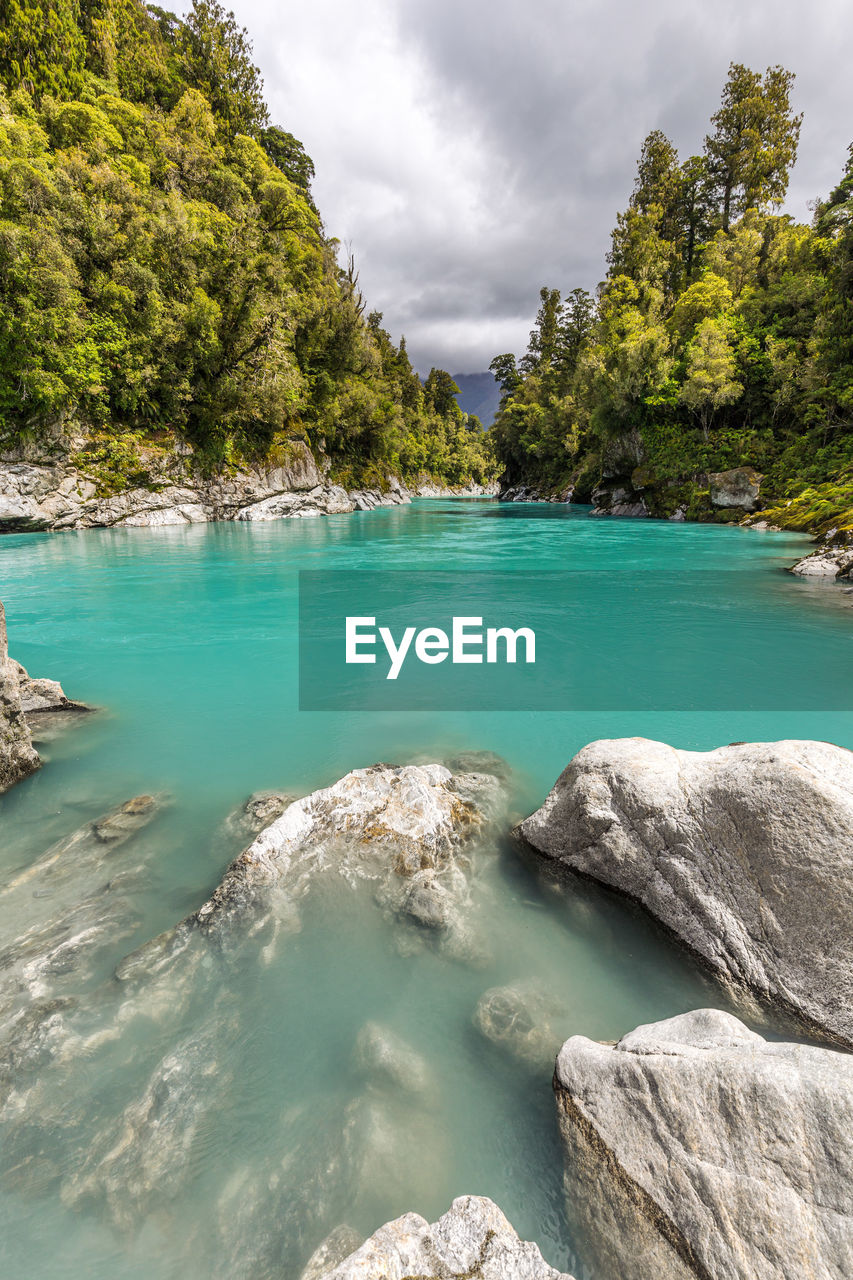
left=554, top=1009, right=853, bottom=1280
left=352, top=1022, right=433, bottom=1098
left=518, top=737, right=853, bottom=1046
left=224, top=790, right=295, bottom=837
left=319, top=1195, right=574, bottom=1279
left=62, top=1016, right=236, bottom=1231
left=473, top=982, right=568, bottom=1071
left=300, top=1227, right=364, bottom=1280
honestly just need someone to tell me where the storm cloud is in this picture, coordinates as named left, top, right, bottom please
left=230, top=0, right=853, bottom=372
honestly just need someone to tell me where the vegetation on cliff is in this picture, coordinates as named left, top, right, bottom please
left=490, top=63, right=853, bottom=533
left=0, top=0, right=495, bottom=488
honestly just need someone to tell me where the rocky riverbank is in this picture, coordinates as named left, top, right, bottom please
left=0, top=439, right=408, bottom=533
left=0, top=601, right=89, bottom=792
left=788, top=540, right=853, bottom=580
left=0, top=433, right=498, bottom=535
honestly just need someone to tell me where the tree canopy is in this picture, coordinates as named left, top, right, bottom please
left=0, top=0, right=494, bottom=489
left=489, top=62, right=853, bottom=531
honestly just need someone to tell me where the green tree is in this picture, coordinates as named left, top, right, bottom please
left=704, top=62, right=802, bottom=231
left=179, top=0, right=268, bottom=136
left=0, top=0, right=87, bottom=97
left=259, top=125, right=315, bottom=193
left=669, top=272, right=733, bottom=338
left=489, top=353, right=521, bottom=403
left=677, top=154, right=715, bottom=280
left=423, top=368, right=461, bottom=418
left=679, top=316, right=743, bottom=437
left=631, top=130, right=682, bottom=242
left=520, top=286, right=562, bottom=374
left=555, top=288, right=594, bottom=383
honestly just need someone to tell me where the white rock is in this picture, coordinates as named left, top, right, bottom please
left=790, top=547, right=853, bottom=578
left=319, top=1195, right=574, bottom=1279
left=554, top=1009, right=853, bottom=1280
left=519, top=737, right=853, bottom=1045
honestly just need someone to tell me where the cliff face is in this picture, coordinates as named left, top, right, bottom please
left=0, top=603, right=40, bottom=793
left=0, top=438, right=413, bottom=534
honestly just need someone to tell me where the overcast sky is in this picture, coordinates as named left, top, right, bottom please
left=228, top=0, right=853, bottom=374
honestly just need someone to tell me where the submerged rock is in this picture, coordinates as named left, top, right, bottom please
left=206, top=1088, right=446, bottom=1279
left=352, top=1022, right=433, bottom=1098
left=0, top=794, right=160, bottom=904
left=554, top=1009, right=853, bottom=1280
left=300, top=1226, right=364, bottom=1280
left=473, top=982, right=568, bottom=1071
left=318, top=1195, right=574, bottom=1279
left=445, top=749, right=511, bottom=781
left=399, top=871, right=460, bottom=931
left=0, top=867, right=145, bottom=1009
left=224, top=789, right=295, bottom=837
left=191, top=763, right=492, bottom=941
left=518, top=737, right=853, bottom=1046
left=63, top=1015, right=236, bottom=1232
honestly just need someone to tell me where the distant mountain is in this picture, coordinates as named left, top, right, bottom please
left=453, top=372, right=501, bottom=427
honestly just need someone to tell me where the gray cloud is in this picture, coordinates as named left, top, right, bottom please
left=230, top=0, right=853, bottom=372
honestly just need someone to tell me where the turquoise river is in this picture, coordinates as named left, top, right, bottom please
left=0, top=499, right=851, bottom=1279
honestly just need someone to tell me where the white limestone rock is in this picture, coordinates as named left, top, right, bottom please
left=554, top=1009, right=853, bottom=1280
left=519, top=737, right=853, bottom=1046
left=319, top=1195, right=574, bottom=1279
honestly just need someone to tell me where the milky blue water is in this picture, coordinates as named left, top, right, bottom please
left=0, top=500, right=851, bottom=1279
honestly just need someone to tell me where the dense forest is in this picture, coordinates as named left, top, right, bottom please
left=0, top=0, right=495, bottom=488
left=490, top=64, right=853, bottom=535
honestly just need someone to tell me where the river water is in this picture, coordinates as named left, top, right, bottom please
left=1, top=500, right=851, bottom=1278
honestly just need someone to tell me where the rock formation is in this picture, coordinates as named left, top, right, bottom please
left=0, top=601, right=90, bottom=792
left=790, top=544, right=853, bottom=579
left=318, top=1195, right=574, bottom=1279
left=0, top=441, right=415, bottom=533
left=518, top=737, right=853, bottom=1046
left=190, top=763, right=500, bottom=944
left=0, top=602, right=39, bottom=791
left=554, top=1009, right=853, bottom=1280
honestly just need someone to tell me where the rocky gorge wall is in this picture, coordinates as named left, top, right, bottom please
left=0, top=436, right=497, bottom=535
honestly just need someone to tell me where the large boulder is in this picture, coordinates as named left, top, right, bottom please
left=318, top=1195, right=574, bottom=1279
left=708, top=466, right=762, bottom=510
left=192, top=763, right=493, bottom=938
left=518, top=738, right=853, bottom=1046
left=554, top=1009, right=853, bottom=1280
